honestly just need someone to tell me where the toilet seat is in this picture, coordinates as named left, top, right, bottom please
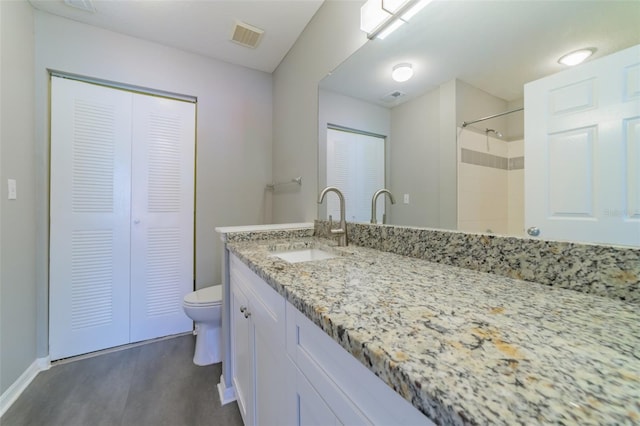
left=183, top=285, right=222, bottom=308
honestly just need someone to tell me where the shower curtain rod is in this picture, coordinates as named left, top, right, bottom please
left=461, top=107, right=524, bottom=128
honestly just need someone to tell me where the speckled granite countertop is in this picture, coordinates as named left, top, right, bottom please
left=226, top=237, right=640, bottom=426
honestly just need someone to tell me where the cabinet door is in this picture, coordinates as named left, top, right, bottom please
left=296, top=369, right=339, bottom=426
left=253, top=298, right=287, bottom=426
left=230, top=254, right=288, bottom=426
left=230, top=276, right=252, bottom=426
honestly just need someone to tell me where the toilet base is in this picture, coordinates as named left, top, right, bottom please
left=193, top=322, right=222, bottom=366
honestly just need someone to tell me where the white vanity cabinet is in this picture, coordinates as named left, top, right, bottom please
left=230, top=255, right=288, bottom=426
left=229, top=253, right=431, bottom=426
left=286, top=302, right=432, bottom=426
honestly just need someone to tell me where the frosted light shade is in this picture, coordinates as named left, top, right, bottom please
left=392, top=63, right=413, bottom=82
left=383, top=0, right=410, bottom=13
left=361, top=0, right=391, bottom=33
left=402, top=0, right=433, bottom=20
left=558, top=48, right=596, bottom=66
left=377, top=19, right=404, bottom=39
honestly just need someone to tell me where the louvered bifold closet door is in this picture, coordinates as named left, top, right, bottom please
left=129, top=95, right=195, bottom=342
left=50, top=77, right=132, bottom=360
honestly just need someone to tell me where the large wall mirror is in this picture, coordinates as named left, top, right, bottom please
left=318, top=0, right=640, bottom=246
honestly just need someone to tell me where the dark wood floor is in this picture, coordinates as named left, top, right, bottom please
left=1, top=335, right=243, bottom=426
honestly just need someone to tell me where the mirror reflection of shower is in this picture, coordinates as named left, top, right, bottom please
left=458, top=107, right=525, bottom=237
left=485, top=128, right=502, bottom=151
left=485, top=128, right=502, bottom=137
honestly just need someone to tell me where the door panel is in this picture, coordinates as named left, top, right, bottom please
left=50, top=77, right=132, bottom=360
left=547, top=127, right=595, bottom=217
left=129, top=95, right=195, bottom=342
left=626, top=117, right=640, bottom=219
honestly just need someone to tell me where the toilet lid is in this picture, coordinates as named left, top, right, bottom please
left=184, top=285, right=222, bottom=307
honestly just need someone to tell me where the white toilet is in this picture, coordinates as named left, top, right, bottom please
left=182, top=285, right=223, bottom=366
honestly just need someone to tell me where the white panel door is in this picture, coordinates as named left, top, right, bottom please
left=525, top=44, right=640, bottom=246
left=50, top=77, right=132, bottom=360
left=326, top=129, right=385, bottom=222
left=129, top=95, right=195, bottom=342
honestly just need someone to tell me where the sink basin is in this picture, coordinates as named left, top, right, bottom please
left=271, top=248, right=337, bottom=263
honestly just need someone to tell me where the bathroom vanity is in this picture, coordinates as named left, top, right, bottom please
left=217, top=223, right=640, bottom=425
left=229, top=252, right=428, bottom=425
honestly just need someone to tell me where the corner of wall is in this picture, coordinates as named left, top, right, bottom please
left=271, top=0, right=367, bottom=224
left=0, top=0, right=38, bottom=396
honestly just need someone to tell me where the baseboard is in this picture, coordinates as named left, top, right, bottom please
left=217, top=374, right=237, bottom=405
left=0, top=356, right=50, bottom=417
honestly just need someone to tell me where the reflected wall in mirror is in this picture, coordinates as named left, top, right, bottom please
left=318, top=0, right=640, bottom=245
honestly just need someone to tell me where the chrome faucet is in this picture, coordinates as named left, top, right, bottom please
left=318, top=186, right=347, bottom=246
left=371, top=189, right=395, bottom=224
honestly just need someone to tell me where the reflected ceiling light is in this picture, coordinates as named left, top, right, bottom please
left=361, top=0, right=433, bottom=40
left=392, top=63, right=413, bottom=82
left=558, top=48, right=596, bottom=66
left=401, top=0, right=432, bottom=20
left=360, top=0, right=393, bottom=33
left=378, top=20, right=405, bottom=40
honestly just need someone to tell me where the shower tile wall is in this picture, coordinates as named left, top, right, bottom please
left=457, top=129, right=524, bottom=236
left=507, top=140, right=524, bottom=235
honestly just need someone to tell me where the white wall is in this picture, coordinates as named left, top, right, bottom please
left=507, top=98, right=525, bottom=140
left=389, top=88, right=441, bottom=227
left=456, top=80, right=508, bottom=131
left=272, top=0, right=367, bottom=223
left=0, top=0, right=38, bottom=394
left=33, top=12, right=273, bottom=357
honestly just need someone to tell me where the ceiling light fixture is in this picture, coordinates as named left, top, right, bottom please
left=361, top=0, right=433, bottom=40
left=392, top=63, right=413, bottom=82
left=558, top=48, right=596, bottom=66
left=63, top=0, right=95, bottom=13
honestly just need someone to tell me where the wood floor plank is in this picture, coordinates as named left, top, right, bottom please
left=1, top=335, right=242, bottom=426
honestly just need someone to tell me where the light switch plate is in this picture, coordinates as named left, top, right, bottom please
left=403, top=193, right=409, bottom=204
left=8, top=179, right=17, bottom=200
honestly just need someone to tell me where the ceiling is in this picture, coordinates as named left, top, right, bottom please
left=321, top=1, right=640, bottom=106
left=28, top=0, right=325, bottom=73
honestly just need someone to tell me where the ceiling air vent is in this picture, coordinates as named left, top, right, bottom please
left=63, top=0, right=95, bottom=13
left=381, top=90, right=406, bottom=103
left=230, top=21, right=264, bottom=49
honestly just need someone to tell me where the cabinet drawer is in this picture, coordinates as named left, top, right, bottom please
left=295, top=366, right=340, bottom=426
left=286, top=301, right=432, bottom=426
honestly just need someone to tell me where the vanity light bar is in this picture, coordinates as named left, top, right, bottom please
left=362, top=0, right=433, bottom=40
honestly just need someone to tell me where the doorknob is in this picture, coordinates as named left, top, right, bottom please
left=133, top=219, right=140, bottom=224
left=527, top=226, right=540, bottom=237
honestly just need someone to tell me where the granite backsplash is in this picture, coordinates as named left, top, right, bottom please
left=316, top=220, right=639, bottom=304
